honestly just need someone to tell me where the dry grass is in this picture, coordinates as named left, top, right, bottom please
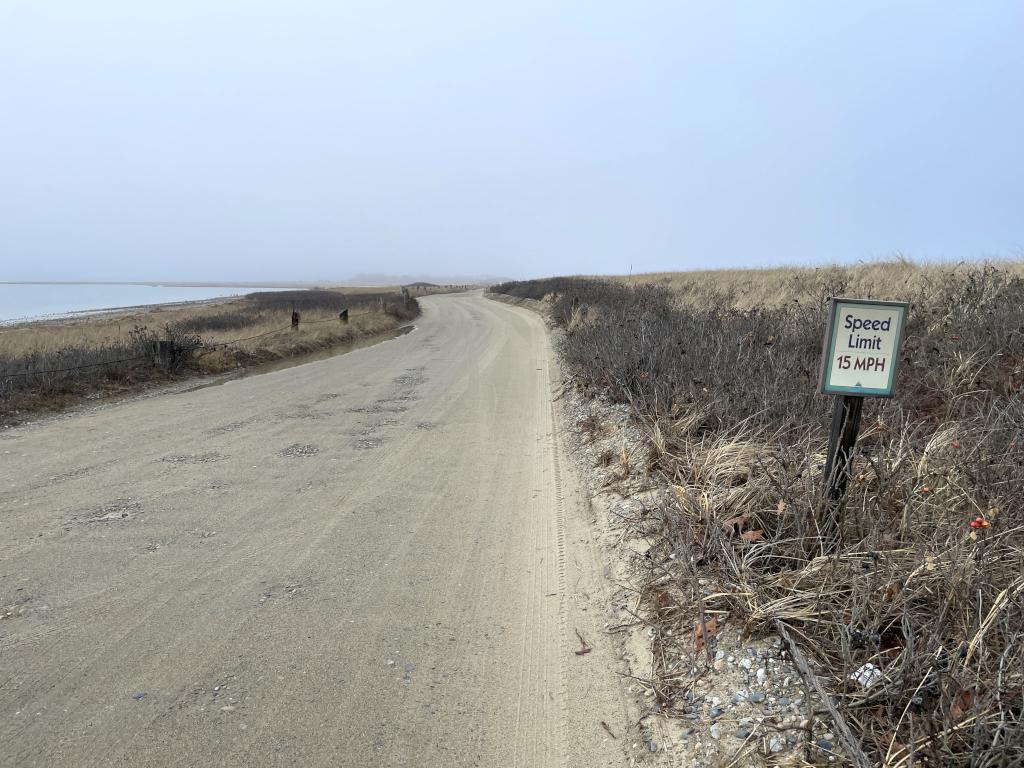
left=187, top=306, right=400, bottom=372
left=0, top=287, right=415, bottom=356
left=0, top=288, right=419, bottom=421
left=492, top=260, right=1024, bottom=765
left=611, top=258, right=1024, bottom=310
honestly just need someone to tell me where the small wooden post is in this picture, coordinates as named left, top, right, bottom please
left=823, top=394, right=864, bottom=501
left=291, top=310, right=300, bottom=330
left=339, top=309, right=349, bottom=324
left=152, top=340, right=172, bottom=370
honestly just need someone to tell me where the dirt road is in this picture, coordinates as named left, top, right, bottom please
left=0, top=293, right=631, bottom=768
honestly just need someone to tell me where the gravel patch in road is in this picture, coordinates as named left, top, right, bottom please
left=160, top=452, right=225, bottom=465
left=279, top=443, right=319, bottom=458
left=67, top=497, right=142, bottom=526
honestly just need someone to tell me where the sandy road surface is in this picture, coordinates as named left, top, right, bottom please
left=0, top=293, right=631, bottom=768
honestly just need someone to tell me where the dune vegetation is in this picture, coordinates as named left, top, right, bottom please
left=0, top=288, right=422, bottom=421
left=492, top=260, right=1024, bottom=766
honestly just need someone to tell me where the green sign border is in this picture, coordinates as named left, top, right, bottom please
left=818, top=297, right=909, bottom=398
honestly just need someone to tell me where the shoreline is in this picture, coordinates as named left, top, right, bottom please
left=0, top=280, right=338, bottom=288
left=0, top=283, right=415, bottom=327
left=0, top=295, right=247, bottom=328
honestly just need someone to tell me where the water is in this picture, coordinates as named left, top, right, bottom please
left=0, top=283, right=272, bottom=324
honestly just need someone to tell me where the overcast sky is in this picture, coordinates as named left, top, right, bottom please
left=1, top=1, right=1021, bottom=282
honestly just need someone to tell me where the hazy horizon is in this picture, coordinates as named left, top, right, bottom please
left=2, top=2, right=1022, bottom=282
left=0, top=273, right=511, bottom=286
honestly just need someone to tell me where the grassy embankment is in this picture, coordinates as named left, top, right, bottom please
left=612, top=259, right=1024, bottom=308
left=492, top=261, right=1024, bottom=766
left=0, top=288, right=424, bottom=421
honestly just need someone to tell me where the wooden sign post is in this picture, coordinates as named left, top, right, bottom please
left=819, top=298, right=908, bottom=501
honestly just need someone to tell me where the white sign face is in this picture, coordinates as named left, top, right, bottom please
left=819, top=298, right=908, bottom=397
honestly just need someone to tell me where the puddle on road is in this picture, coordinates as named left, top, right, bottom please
left=185, top=324, right=415, bottom=392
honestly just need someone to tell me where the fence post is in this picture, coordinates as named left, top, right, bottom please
left=291, top=310, right=300, bottom=330
left=152, top=340, right=172, bottom=370
left=339, top=309, right=349, bottom=325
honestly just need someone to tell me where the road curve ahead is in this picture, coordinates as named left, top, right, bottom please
left=0, top=293, right=625, bottom=768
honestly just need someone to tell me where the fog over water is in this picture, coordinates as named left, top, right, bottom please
left=1, top=2, right=1021, bottom=282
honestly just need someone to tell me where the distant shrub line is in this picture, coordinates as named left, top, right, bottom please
left=173, top=290, right=417, bottom=334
